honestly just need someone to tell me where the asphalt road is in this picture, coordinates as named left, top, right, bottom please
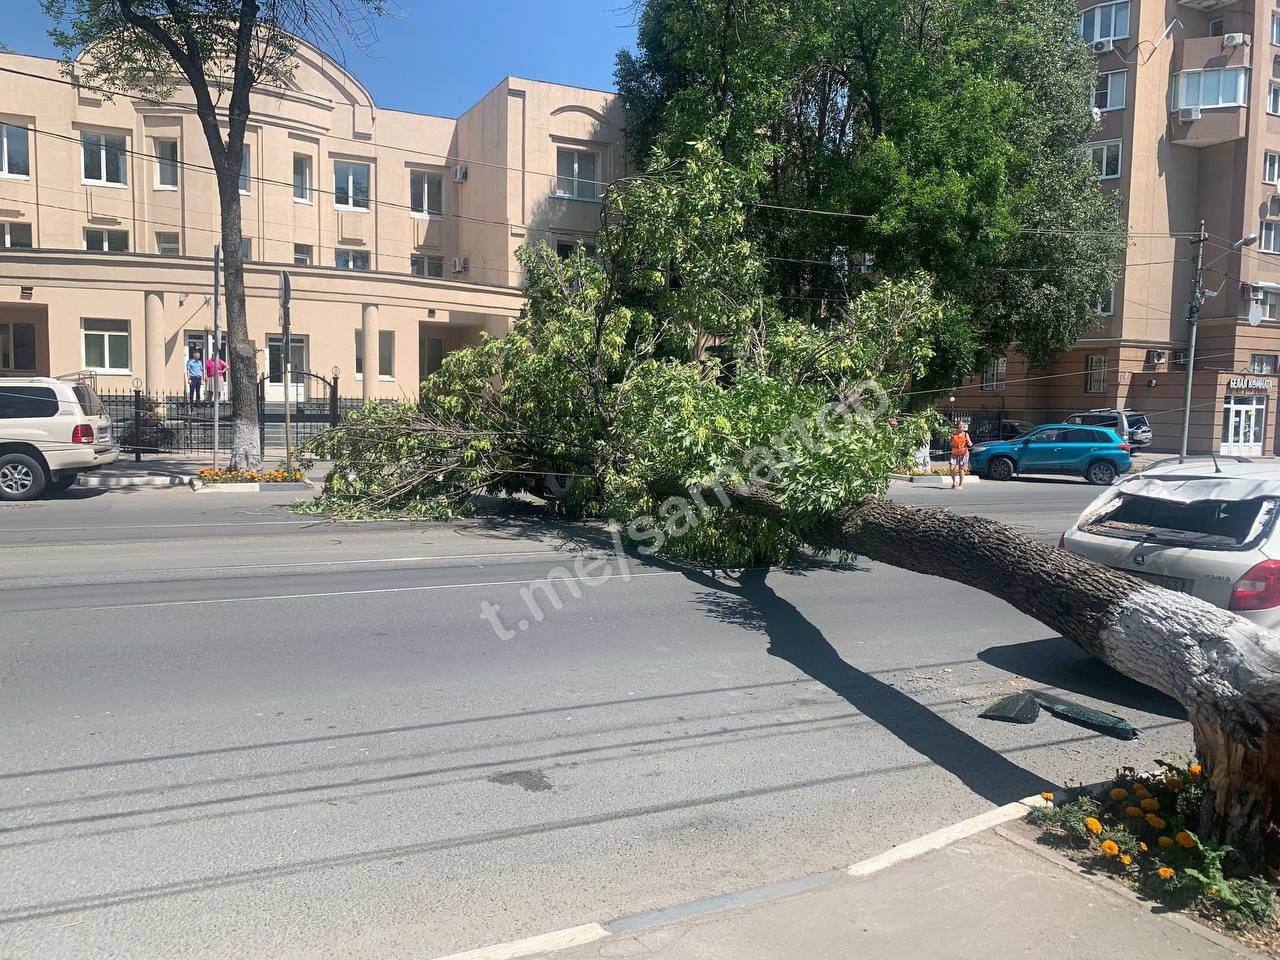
left=0, top=479, right=1190, bottom=959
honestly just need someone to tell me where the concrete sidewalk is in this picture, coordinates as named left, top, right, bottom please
left=81, top=452, right=331, bottom=486
left=504, top=827, right=1251, bottom=960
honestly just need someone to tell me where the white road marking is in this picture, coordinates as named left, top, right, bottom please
left=430, top=924, right=609, bottom=960
left=0, top=519, right=315, bottom=533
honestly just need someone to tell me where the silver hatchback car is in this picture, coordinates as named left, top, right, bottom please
left=1061, top=459, right=1280, bottom=629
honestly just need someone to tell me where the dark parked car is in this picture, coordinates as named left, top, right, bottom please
left=969, top=424, right=1132, bottom=485
left=970, top=419, right=1036, bottom=443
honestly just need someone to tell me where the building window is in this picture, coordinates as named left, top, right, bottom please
left=556, top=240, right=598, bottom=259
left=1210, top=18, right=1225, bottom=38
left=378, top=329, right=394, bottom=379
left=980, top=356, right=1007, bottom=392
left=1086, top=140, right=1122, bottom=179
left=410, top=254, right=444, bottom=278
left=354, top=330, right=363, bottom=378
left=82, top=132, right=126, bottom=186
left=335, top=248, right=369, bottom=270
left=0, top=320, right=38, bottom=372
left=1264, top=292, right=1280, bottom=321
left=1171, top=349, right=1187, bottom=370
left=1078, top=1, right=1129, bottom=43
left=334, top=161, right=371, bottom=210
left=0, top=222, right=32, bottom=248
left=155, top=139, right=178, bottom=188
left=1094, top=70, right=1126, bottom=111
left=555, top=148, right=598, bottom=200
left=410, top=170, right=444, bottom=215
left=1273, top=14, right=1280, bottom=44
left=1176, top=67, right=1248, bottom=110
left=85, top=228, right=129, bottom=252
left=293, top=154, right=312, bottom=202
left=241, top=237, right=252, bottom=261
left=0, top=123, right=30, bottom=177
left=1262, top=220, right=1280, bottom=253
left=1097, top=287, right=1115, bottom=315
left=1270, top=83, right=1280, bottom=116
left=1084, top=354, right=1107, bottom=394
left=1266, top=152, right=1280, bottom=185
left=239, top=144, right=250, bottom=194
left=155, top=231, right=180, bottom=256
left=82, top=318, right=130, bottom=373
left=294, top=243, right=312, bottom=266
left=1251, top=353, right=1278, bottom=374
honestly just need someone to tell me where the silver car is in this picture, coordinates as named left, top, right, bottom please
left=1060, top=459, right=1280, bottom=629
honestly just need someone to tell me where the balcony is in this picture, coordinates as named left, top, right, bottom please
left=1169, top=36, right=1251, bottom=146
left=1170, top=34, right=1251, bottom=73
left=1169, top=105, right=1248, bottom=145
left=1177, top=0, right=1241, bottom=10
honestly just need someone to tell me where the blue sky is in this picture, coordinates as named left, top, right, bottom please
left=5, top=0, right=639, bottom=117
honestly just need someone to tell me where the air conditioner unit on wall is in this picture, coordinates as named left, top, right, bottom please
left=1091, top=38, right=1114, bottom=54
left=453, top=165, right=469, bottom=183
left=452, top=256, right=469, bottom=274
left=1178, top=106, right=1202, bottom=122
left=1223, top=33, right=1245, bottom=47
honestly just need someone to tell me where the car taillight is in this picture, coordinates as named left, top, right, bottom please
left=70, top=423, right=94, bottom=444
left=1118, top=442, right=1130, bottom=452
left=1228, top=560, right=1280, bottom=611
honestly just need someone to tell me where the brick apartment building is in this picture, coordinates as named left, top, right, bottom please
left=951, top=0, right=1280, bottom=455
left=0, top=38, right=624, bottom=402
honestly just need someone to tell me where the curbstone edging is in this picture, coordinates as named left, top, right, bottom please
left=189, top=480, right=314, bottom=494
left=77, top=474, right=188, bottom=489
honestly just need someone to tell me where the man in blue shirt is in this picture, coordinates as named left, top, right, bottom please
left=186, top=351, right=204, bottom=404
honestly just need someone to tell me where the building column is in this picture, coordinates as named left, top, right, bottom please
left=361, top=303, right=378, bottom=401
left=144, top=291, right=165, bottom=393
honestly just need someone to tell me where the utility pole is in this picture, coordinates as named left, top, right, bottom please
left=1179, top=220, right=1207, bottom=463
left=280, top=270, right=292, bottom=471
left=212, top=245, right=222, bottom=471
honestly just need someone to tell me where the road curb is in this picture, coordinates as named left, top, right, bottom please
left=426, top=793, right=1051, bottom=960
left=77, top=474, right=189, bottom=488
left=189, top=480, right=315, bottom=493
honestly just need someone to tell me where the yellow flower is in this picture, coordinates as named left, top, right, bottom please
left=1175, top=831, right=1197, bottom=849
left=1140, top=798, right=1160, bottom=812
left=1100, top=839, right=1120, bottom=856
left=1109, top=787, right=1129, bottom=801
left=1040, top=792, right=1054, bottom=802
left=1125, top=806, right=1143, bottom=818
left=1145, top=814, right=1166, bottom=830
left=1138, top=842, right=1148, bottom=852
left=1120, top=854, right=1132, bottom=866
left=1084, top=817, right=1104, bottom=835
left=1188, top=764, right=1202, bottom=778
left=1158, top=867, right=1175, bottom=880
left=1158, top=836, right=1174, bottom=848
left=1134, top=784, right=1151, bottom=798
left=1208, top=886, right=1219, bottom=896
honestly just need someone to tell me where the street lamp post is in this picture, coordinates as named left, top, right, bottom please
left=1178, top=225, right=1258, bottom=462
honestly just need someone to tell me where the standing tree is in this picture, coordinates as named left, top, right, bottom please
left=41, top=0, right=388, bottom=468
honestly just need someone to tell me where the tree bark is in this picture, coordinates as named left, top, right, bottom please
left=215, top=178, right=262, bottom=470
left=654, top=480, right=1280, bottom=862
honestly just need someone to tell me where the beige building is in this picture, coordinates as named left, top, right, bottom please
left=0, top=39, right=624, bottom=402
left=952, top=0, right=1280, bottom=455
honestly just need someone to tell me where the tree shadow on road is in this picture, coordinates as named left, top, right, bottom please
left=684, top=565, right=1051, bottom=805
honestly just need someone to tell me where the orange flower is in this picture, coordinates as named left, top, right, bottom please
left=1120, top=854, right=1132, bottom=865
left=1040, top=792, right=1054, bottom=802
left=1084, top=817, right=1104, bottom=835
left=1134, top=784, right=1151, bottom=798
left=1124, top=806, right=1143, bottom=818
left=1158, top=836, right=1174, bottom=848
left=1100, top=839, right=1120, bottom=856
left=1145, top=814, right=1166, bottom=830
left=1138, top=842, right=1148, bottom=852
left=1158, top=866, right=1175, bottom=880
left=1109, top=787, right=1129, bottom=801
left=1188, top=764, right=1202, bottom=777
left=1140, top=798, right=1160, bottom=812
left=1164, top=777, right=1182, bottom=791
left=1175, top=831, right=1197, bottom=848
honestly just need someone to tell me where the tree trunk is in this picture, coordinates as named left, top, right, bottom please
left=656, top=481, right=1280, bottom=862
left=216, top=179, right=262, bottom=470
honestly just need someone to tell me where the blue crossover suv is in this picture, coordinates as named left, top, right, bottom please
left=969, top=424, right=1132, bottom=485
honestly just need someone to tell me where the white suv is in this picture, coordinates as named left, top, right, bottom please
left=1061, top=459, right=1280, bottom=628
left=0, top=377, right=119, bottom=500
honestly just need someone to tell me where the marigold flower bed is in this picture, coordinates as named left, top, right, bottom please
left=197, top=468, right=305, bottom=484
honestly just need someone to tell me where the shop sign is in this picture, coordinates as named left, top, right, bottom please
left=1227, top=376, right=1272, bottom=391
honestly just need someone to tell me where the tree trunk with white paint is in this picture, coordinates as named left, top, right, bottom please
left=655, top=480, right=1280, bottom=863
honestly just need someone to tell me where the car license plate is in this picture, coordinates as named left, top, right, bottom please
left=1121, top=569, right=1193, bottom=593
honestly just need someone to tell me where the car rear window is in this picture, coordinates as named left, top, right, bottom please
left=0, top=385, right=59, bottom=419
left=1082, top=494, right=1279, bottom=550
left=1129, top=415, right=1150, bottom=429
left=73, top=385, right=106, bottom=417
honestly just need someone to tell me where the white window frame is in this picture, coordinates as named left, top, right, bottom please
left=335, top=248, right=370, bottom=270
left=81, top=131, right=127, bottom=187
left=241, top=237, right=252, bottom=261
left=81, top=318, right=131, bottom=374
left=409, top=169, right=444, bottom=216
left=0, top=123, right=30, bottom=179
left=294, top=243, right=313, bottom=266
left=1273, top=13, right=1280, bottom=45
left=154, top=138, right=178, bottom=189
left=239, top=144, right=251, bottom=194
left=1270, top=83, right=1280, bottom=116
left=1085, top=354, right=1108, bottom=394
left=555, top=147, right=599, bottom=201
left=980, top=356, right=1007, bottom=392
left=1094, top=70, right=1126, bottom=112
left=410, top=254, right=444, bottom=278
left=84, top=228, right=129, bottom=252
left=333, top=160, right=371, bottom=211
left=1266, top=152, right=1280, bottom=185
left=1251, top=351, right=1278, bottom=371
left=1262, top=220, right=1280, bottom=254
left=1087, top=140, right=1122, bottom=180
left=378, top=329, right=395, bottom=380
left=0, top=222, right=32, bottom=248
left=155, top=231, right=180, bottom=256
left=1264, top=295, right=1280, bottom=323
left=1175, top=67, right=1249, bottom=110
left=1078, top=1, right=1130, bottom=44
left=293, top=153, right=312, bottom=203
